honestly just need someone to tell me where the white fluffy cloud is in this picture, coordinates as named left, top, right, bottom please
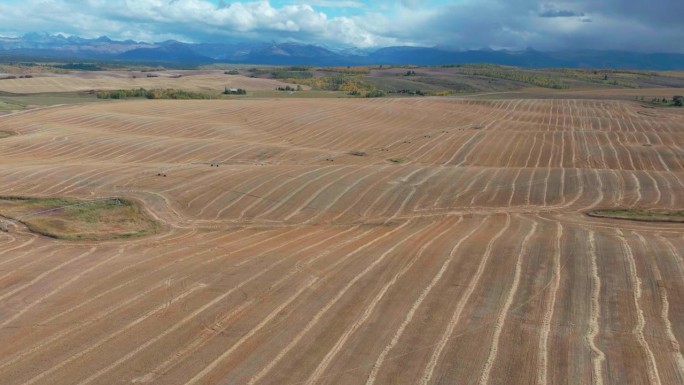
left=0, top=0, right=399, bottom=47
left=0, top=0, right=681, bottom=52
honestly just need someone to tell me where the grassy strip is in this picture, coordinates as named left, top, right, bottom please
left=0, top=91, right=102, bottom=106
left=586, top=209, right=684, bottom=223
left=0, top=101, right=21, bottom=110
left=0, top=196, right=158, bottom=240
left=0, top=130, right=13, bottom=138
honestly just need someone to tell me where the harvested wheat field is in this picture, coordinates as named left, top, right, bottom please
left=0, top=96, right=683, bottom=385
left=0, top=71, right=292, bottom=94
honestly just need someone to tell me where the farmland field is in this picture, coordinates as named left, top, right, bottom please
left=0, top=93, right=683, bottom=385
left=0, top=71, right=294, bottom=94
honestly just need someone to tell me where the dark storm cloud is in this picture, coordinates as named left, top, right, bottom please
left=539, top=9, right=585, bottom=18
left=582, top=0, right=684, bottom=26
left=370, top=0, right=683, bottom=52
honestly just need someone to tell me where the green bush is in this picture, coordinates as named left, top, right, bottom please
left=97, top=88, right=212, bottom=100
left=223, top=88, right=247, bottom=95
left=96, top=88, right=147, bottom=99
left=146, top=89, right=212, bottom=99
left=366, top=89, right=386, bottom=98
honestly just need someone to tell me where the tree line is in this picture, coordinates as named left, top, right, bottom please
left=96, top=88, right=213, bottom=100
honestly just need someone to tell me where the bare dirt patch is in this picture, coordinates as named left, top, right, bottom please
left=0, top=196, right=158, bottom=240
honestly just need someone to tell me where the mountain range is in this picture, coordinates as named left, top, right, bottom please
left=1, top=33, right=683, bottom=70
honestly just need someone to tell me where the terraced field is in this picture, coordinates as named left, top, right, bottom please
left=0, top=96, right=682, bottom=385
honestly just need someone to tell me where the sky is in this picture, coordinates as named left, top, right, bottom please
left=0, top=0, right=681, bottom=52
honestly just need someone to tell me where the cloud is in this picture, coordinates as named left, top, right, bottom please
left=0, top=0, right=397, bottom=47
left=301, top=0, right=364, bottom=7
left=539, top=8, right=585, bottom=18
left=365, top=0, right=683, bottom=52
left=0, top=0, right=681, bottom=52
left=400, top=0, right=426, bottom=10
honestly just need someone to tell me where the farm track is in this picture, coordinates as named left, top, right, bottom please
left=0, top=96, right=682, bottom=384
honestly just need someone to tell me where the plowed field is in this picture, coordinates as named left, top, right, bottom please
left=0, top=72, right=290, bottom=94
left=0, top=97, right=682, bottom=385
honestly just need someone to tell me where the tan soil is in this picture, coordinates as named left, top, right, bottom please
left=0, top=71, right=296, bottom=94
left=0, top=92, right=682, bottom=385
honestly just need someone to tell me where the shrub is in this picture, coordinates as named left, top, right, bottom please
left=146, top=89, right=212, bottom=99
left=97, top=88, right=212, bottom=100
left=223, top=88, right=246, bottom=95
left=54, top=63, right=102, bottom=71
left=389, top=89, right=425, bottom=96
left=366, top=89, right=386, bottom=98
left=96, top=88, right=147, bottom=99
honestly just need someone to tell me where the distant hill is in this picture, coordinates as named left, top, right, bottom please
left=117, top=42, right=213, bottom=64
left=227, top=43, right=354, bottom=66
left=1, top=33, right=683, bottom=69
